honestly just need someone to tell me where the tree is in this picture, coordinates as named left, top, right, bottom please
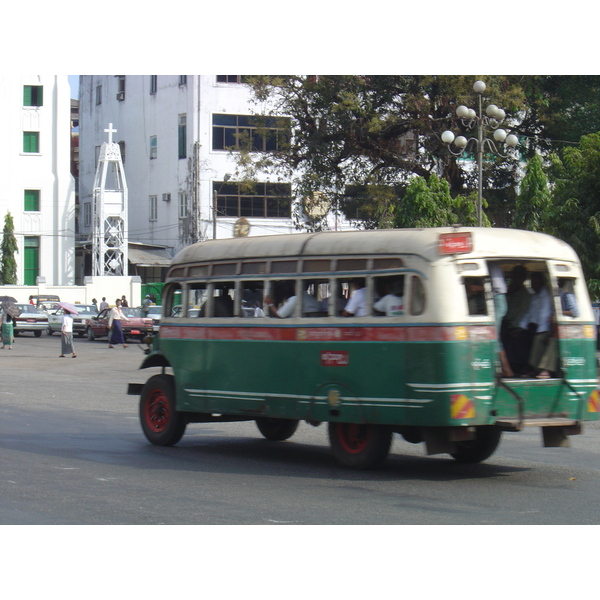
left=393, top=174, right=481, bottom=228
left=0, top=211, right=18, bottom=285
left=546, top=132, right=600, bottom=294
left=237, top=75, right=540, bottom=228
left=512, top=154, right=552, bottom=232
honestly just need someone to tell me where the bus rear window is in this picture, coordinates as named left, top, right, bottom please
left=464, top=277, right=487, bottom=315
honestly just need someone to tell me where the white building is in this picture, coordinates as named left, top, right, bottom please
left=78, top=75, right=310, bottom=278
left=0, top=75, right=75, bottom=285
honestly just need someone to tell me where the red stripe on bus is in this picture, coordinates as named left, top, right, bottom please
left=158, top=325, right=496, bottom=342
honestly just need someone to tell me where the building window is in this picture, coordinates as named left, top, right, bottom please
left=23, top=236, right=40, bottom=286
left=23, top=131, right=40, bottom=153
left=179, top=192, right=188, bottom=219
left=149, top=195, right=157, bottom=221
left=150, top=135, right=157, bottom=159
left=24, top=189, right=40, bottom=211
left=214, top=181, right=292, bottom=218
left=178, top=114, right=186, bottom=159
left=179, top=75, right=187, bottom=86
left=116, top=75, right=125, bottom=100
left=213, top=114, right=290, bottom=152
left=118, top=140, right=126, bottom=164
left=216, top=76, right=249, bottom=84
left=150, top=75, right=157, bottom=95
left=23, top=85, right=43, bottom=107
left=84, top=202, right=91, bottom=227
left=95, top=84, right=102, bottom=105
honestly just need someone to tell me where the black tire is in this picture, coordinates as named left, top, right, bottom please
left=328, top=422, right=393, bottom=469
left=46, top=327, right=53, bottom=336
left=255, top=417, right=299, bottom=441
left=86, top=327, right=95, bottom=341
left=139, top=374, right=186, bottom=446
left=450, top=426, right=502, bottom=464
left=34, top=330, right=42, bottom=338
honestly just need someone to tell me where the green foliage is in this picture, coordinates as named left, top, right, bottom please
left=392, top=174, right=481, bottom=228
left=512, top=154, right=551, bottom=231
left=0, top=212, right=18, bottom=285
left=545, top=132, right=600, bottom=294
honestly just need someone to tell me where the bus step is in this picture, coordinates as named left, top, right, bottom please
left=495, top=417, right=579, bottom=431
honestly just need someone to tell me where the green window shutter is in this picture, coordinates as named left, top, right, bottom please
left=23, top=85, right=43, bottom=106
left=24, top=190, right=40, bottom=211
left=23, top=132, right=39, bottom=153
left=23, top=237, right=40, bottom=286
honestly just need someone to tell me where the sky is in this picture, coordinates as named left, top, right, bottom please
left=68, top=75, right=79, bottom=100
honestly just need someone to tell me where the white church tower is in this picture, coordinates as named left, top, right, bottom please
left=92, top=123, right=128, bottom=276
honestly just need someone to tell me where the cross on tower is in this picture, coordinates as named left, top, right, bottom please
left=104, top=123, right=117, bottom=144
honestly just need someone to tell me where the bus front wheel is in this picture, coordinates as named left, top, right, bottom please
left=140, top=374, right=186, bottom=446
left=255, top=417, right=299, bottom=441
left=450, top=426, right=501, bottom=464
left=328, top=422, right=392, bottom=469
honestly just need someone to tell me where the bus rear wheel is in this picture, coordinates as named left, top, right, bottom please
left=255, top=417, right=299, bottom=441
left=450, top=426, right=502, bottom=464
left=328, top=422, right=392, bottom=469
left=140, top=374, right=186, bottom=446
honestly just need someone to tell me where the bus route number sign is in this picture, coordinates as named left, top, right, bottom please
left=438, top=232, right=473, bottom=255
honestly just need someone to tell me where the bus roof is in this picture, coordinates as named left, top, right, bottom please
left=170, top=228, right=580, bottom=268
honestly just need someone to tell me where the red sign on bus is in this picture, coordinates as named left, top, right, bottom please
left=321, top=351, right=349, bottom=367
left=438, top=232, right=473, bottom=255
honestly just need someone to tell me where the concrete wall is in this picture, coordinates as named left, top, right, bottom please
left=0, top=276, right=142, bottom=307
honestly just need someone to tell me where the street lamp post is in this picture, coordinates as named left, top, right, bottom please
left=442, top=80, right=519, bottom=226
left=212, top=173, right=231, bottom=239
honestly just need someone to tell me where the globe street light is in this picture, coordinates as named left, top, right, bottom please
left=442, top=80, right=519, bottom=226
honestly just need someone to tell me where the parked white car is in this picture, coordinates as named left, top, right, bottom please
left=47, top=304, right=99, bottom=337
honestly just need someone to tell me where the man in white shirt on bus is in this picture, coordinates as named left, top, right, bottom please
left=342, top=278, right=368, bottom=317
left=519, top=271, right=556, bottom=378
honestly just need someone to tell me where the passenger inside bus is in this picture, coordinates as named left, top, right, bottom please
left=559, top=278, right=579, bottom=317
left=373, top=276, right=405, bottom=316
left=519, top=271, right=556, bottom=378
left=501, top=265, right=532, bottom=376
left=265, top=281, right=321, bottom=318
left=342, top=278, right=368, bottom=317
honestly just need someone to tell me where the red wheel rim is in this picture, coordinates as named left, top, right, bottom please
left=144, top=388, right=170, bottom=433
left=336, top=423, right=370, bottom=454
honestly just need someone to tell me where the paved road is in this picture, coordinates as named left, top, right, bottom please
left=1, top=333, right=599, bottom=526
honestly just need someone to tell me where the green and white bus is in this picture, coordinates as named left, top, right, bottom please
left=128, top=228, right=599, bottom=469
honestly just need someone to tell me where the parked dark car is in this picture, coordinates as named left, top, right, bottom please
left=85, top=307, right=153, bottom=341
left=13, top=303, right=49, bottom=337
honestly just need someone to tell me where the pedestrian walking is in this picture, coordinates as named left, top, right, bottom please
left=107, top=298, right=129, bottom=348
left=99, top=297, right=109, bottom=311
left=121, top=295, right=129, bottom=307
left=1, top=312, right=14, bottom=349
left=59, top=309, right=77, bottom=358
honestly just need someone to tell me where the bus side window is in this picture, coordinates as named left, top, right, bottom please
left=558, top=277, right=579, bottom=318
left=328, top=280, right=349, bottom=316
left=464, top=277, right=487, bottom=315
left=212, top=282, right=235, bottom=317
left=165, top=283, right=183, bottom=318
left=303, top=279, right=328, bottom=317
left=410, top=276, right=426, bottom=315
left=372, top=275, right=405, bottom=316
left=189, top=283, right=208, bottom=318
left=241, top=281, right=265, bottom=317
